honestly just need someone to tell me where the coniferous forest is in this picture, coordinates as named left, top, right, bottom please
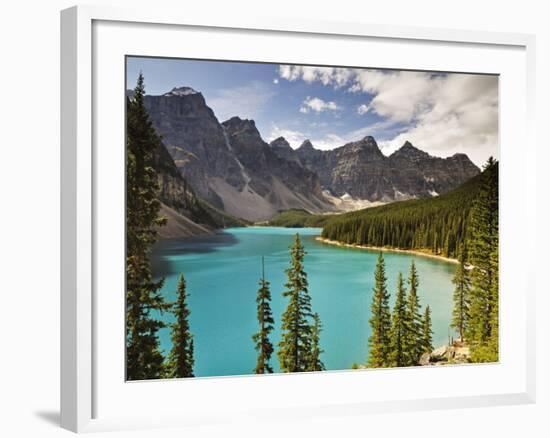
left=321, top=165, right=496, bottom=260
left=126, top=74, right=499, bottom=380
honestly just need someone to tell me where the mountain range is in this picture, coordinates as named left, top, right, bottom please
left=135, top=86, right=480, bottom=224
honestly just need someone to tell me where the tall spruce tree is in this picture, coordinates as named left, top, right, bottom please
left=165, top=273, right=194, bottom=378
left=389, top=273, right=408, bottom=367
left=126, top=73, right=169, bottom=380
left=367, top=253, right=392, bottom=367
left=252, top=257, right=275, bottom=374
left=451, top=245, right=471, bottom=341
left=278, top=234, right=313, bottom=372
left=307, top=313, right=325, bottom=372
left=467, top=158, right=499, bottom=361
left=422, top=305, right=433, bottom=353
left=404, top=261, right=423, bottom=366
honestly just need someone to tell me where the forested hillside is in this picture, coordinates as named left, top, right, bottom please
left=321, top=162, right=498, bottom=259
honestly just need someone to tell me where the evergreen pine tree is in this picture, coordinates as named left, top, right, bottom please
left=404, top=261, right=423, bottom=366
left=467, top=158, right=498, bottom=360
left=307, top=313, right=325, bottom=371
left=252, top=257, right=275, bottom=374
left=165, top=273, right=194, bottom=378
left=451, top=245, right=471, bottom=341
left=126, top=73, right=169, bottom=380
left=278, top=234, right=313, bottom=372
left=389, top=273, right=408, bottom=367
left=422, top=305, right=433, bottom=353
left=367, top=253, right=392, bottom=367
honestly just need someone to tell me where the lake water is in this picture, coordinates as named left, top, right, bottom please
left=150, top=227, right=456, bottom=377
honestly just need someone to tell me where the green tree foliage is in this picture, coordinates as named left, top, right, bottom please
left=389, top=273, right=408, bottom=367
left=165, top=274, right=194, bottom=378
left=307, top=313, right=325, bottom=372
left=367, top=253, right=392, bottom=367
left=404, top=261, right=424, bottom=365
left=252, top=257, right=275, bottom=374
left=321, top=171, right=488, bottom=259
left=422, top=305, right=433, bottom=353
left=451, top=245, right=471, bottom=341
left=467, top=158, right=499, bottom=362
left=126, top=73, right=169, bottom=380
left=278, top=234, right=314, bottom=372
left=488, top=236, right=499, bottom=356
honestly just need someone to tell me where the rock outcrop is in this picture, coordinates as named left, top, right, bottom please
left=419, top=341, right=471, bottom=366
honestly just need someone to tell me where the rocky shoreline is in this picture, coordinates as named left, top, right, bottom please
left=420, top=341, right=471, bottom=366
left=315, top=237, right=459, bottom=264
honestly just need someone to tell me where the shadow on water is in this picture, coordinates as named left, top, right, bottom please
left=151, top=231, right=239, bottom=276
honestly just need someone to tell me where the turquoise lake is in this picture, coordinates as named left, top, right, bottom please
left=151, top=227, right=456, bottom=377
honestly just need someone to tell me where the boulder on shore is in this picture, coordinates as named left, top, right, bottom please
left=421, top=341, right=471, bottom=366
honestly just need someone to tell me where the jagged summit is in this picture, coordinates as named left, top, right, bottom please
left=270, top=137, right=302, bottom=166
left=163, top=86, right=200, bottom=97
left=390, top=141, right=431, bottom=162
left=222, top=117, right=260, bottom=138
left=298, top=139, right=315, bottom=151
left=270, top=137, right=292, bottom=149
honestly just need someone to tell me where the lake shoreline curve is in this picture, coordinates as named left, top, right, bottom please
left=315, top=237, right=459, bottom=264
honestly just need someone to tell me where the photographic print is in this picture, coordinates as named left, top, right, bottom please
left=125, top=57, right=499, bottom=380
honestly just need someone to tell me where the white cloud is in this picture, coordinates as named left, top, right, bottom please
left=278, top=65, right=498, bottom=165
left=357, top=104, right=369, bottom=115
left=278, top=65, right=353, bottom=88
left=273, top=78, right=279, bottom=84
left=208, top=81, right=276, bottom=122
left=299, top=96, right=341, bottom=114
left=378, top=74, right=498, bottom=166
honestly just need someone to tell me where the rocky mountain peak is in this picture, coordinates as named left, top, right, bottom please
left=361, top=135, right=377, bottom=144
left=270, top=137, right=303, bottom=166
left=450, top=152, right=470, bottom=161
left=341, top=136, right=383, bottom=158
left=270, top=137, right=292, bottom=150
left=392, top=141, right=430, bottom=160
left=222, top=116, right=260, bottom=136
left=357, top=135, right=381, bottom=151
left=298, top=139, right=315, bottom=151
left=163, top=86, right=200, bottom=97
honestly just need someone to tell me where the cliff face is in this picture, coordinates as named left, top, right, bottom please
left=143, top=89, right=334, bottom=221
left=222, top=117, right=330, bottom=213
left=293, top=137, right=480, bottom=202
left=153, top=140, right=242, bottom=238
left=144, top=87, right=245, bottom=209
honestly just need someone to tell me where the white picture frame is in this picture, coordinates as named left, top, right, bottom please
left=60, top=4, right=537, bottom=433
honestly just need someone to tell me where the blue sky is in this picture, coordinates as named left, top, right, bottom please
left=127, top=57, right=498, bottom=166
